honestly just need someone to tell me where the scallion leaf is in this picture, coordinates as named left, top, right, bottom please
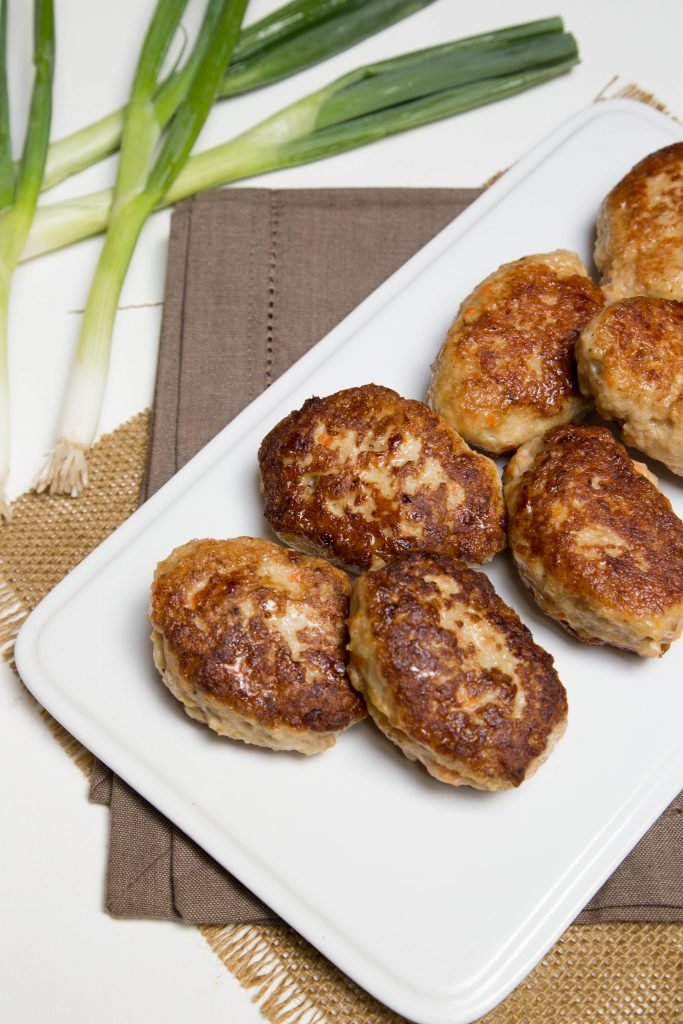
left=0, top=1, right=14, bottom=211
left=0, top=0, right=54, bottom=518
left=313, top=31, right=578, bottom=129
left=219, top=0, right=440, bottom=98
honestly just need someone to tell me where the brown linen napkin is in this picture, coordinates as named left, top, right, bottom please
left=90, top=187, right=683, bottom=925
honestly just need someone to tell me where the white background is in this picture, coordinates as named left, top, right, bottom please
left=1, top=1, right=682, bottom=1022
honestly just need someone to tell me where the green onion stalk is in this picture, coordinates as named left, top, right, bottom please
left=0, top=0, right=54, bottom=519
left=25, top=22, right=579, bottom=264
left=34, top=0, right=248, bottom=497
left=42, top=0, right=440, bottom=192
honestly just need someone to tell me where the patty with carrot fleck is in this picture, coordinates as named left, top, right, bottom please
left=150, top=537, right=365, bottom=754
left=258, top=384, right=505, bottom=573
left=428, top=251, right=604, bottom=454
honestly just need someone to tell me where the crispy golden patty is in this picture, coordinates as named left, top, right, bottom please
left=258, top=384, right=506, bottom=573
left=577, top=297, right=683, bottom=476
left=504, top=425, right=683, bottom=657
left=428, top=251, right=603, bottom=454
left=149, top=537, right=365, bottom=754
left=348, top=554, right=567, bottom=790
left=595, top=142, right=683, bottom=301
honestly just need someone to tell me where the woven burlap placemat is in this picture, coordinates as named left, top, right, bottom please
left=1, top=412, right=680, bottom=1022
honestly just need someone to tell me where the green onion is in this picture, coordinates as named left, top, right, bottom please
left=231, top=0, right=367, bottom=59
left=42, top=0, right=439, bottom=192
left=34, top=0, right=248, bottom=497
left=219, top=0, right=443, bottom=97
left=0, top=0, right=54, bottom=518
left=24, top=23, right=579, bottom=264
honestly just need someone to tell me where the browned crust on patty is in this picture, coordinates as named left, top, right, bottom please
left=595, top=143, right=683, bottom=301
left=429, top=251, right=603, bottom=454
left=348, top=554, right=567, bottom=790
left=576, top=297, right=683, bottom=474
left=258, top=384, right=506, bottom=573
left=150, top=537, right=365, bottom=740
left=504, top=425, right=683, bottom=655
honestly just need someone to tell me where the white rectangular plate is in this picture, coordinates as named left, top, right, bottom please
left=16, top=100, right=683, bottom=1024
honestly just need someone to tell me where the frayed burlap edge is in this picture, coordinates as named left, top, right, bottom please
left=595, top=76, right=682, bottom=122
left=0, top=578, right=28, bottom=660
left=0, top=409, right=152, bottom=779
left=199, top=921, right=682, bottom=1024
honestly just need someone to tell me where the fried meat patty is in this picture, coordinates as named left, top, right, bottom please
left=595, top=142, right=683, bottom=301
left=577, top=297, right=683, bottom=476
left=504, top=425, right=683, bottom=657
left=347, top=554, right=567, bottom=790
left=150, top=537, right=365, bottom=753
left=428, top=251, right=603, bottom=454
left=259, top=384, right=506, bottom=573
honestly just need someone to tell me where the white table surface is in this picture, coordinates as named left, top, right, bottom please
left=2, top=2, right=681, bottom=1022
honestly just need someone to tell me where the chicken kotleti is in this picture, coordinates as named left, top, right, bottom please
left=595, top=142, right=683, bottom=302
left=504, top=425, right=683, bottom=657
left=150, top=537, right=366, bottom=754
left=429, top=250, right=603, bottom=454
left=348, top=554, right=568, bottom=790
left=259, top=384, right=506, bottom=573
left=577, top=296, right=683, bottom=476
